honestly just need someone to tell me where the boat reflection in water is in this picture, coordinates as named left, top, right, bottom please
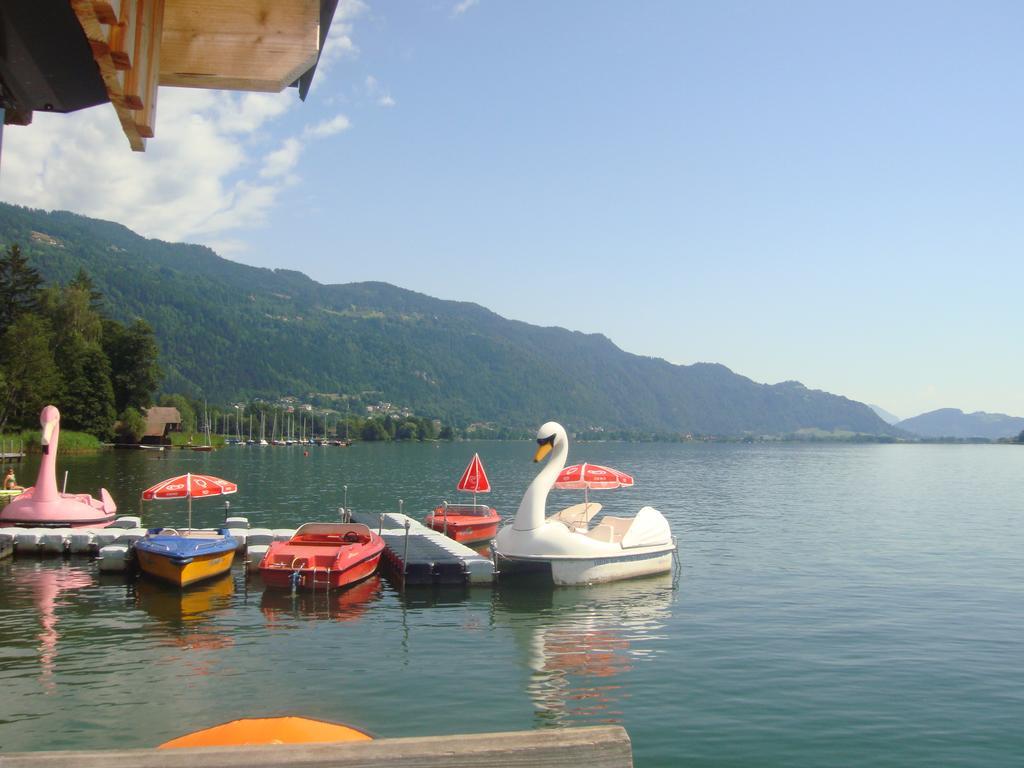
left=19, top=562, right=94, bottom=693
left=134, top=573, right=237, bottom=665
left=494, top=574, right=674, bottom=727
left=259, top=575, right=384, bottom=626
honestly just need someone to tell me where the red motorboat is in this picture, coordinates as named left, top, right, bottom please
left=259, top=523, right=384, bottom=590
left=425, top=503, right=501, bottom=545
left=425, top=453, right=500, bottom=545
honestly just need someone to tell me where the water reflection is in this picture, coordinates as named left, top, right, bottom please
left=134, top=573, right=236, bottom=657
left=259, top=575, right=384, bottom=625
left=19, top=562, right=94, bottom=693
left=494, top=575, right=674, bottom=727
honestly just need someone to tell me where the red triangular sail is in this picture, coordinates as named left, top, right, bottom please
left=457, top=453, right=491, bottom=493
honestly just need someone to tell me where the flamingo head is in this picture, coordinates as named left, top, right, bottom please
left=533, top=421, right=566, bottom=463
left=40, top=405, right=60, bottom=455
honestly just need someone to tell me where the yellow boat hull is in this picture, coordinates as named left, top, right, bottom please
left=137, top=547, right=235, bottom=588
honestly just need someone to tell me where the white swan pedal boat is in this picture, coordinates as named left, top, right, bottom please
left=493, top=421, right=676, bottom=586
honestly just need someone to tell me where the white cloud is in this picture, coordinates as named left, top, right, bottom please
left=0, top=88, right=349, bottom=249
left=365, top=75, right=396, bottom=108
left=304, top=114, right=352, bottom=138
left=260, top=138, right=303, bottom=179
left=452, top=0, right=479, bottom=16
left=317, top=0, right=369, bottom=77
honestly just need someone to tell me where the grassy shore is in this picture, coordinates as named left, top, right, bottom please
left=1, top=430, right=103, bottom=454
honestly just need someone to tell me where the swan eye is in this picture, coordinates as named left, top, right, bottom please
left=536, top=434, right=555, bottom=447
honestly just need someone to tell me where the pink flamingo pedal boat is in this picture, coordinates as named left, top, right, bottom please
left=0, top=405, right=117, bottom=528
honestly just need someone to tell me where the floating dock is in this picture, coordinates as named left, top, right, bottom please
left=349, top=510, right=495, bottom=585
left=0, top=510, right=497, bottom=587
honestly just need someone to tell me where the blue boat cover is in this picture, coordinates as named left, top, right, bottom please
left=135, top=534, right=236, bottom=563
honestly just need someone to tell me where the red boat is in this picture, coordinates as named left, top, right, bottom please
left=259, top=523, right=384, bottom=590
left=425, top=503, right=501, bottom=544
left=425, top=453, right=500, bottom=544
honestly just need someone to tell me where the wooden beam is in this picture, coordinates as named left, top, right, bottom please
left=0, top=726, right=633, bottom=768
left=158, top=0, right=320, bottom=92
left=69, top=0, right=146, bottom=150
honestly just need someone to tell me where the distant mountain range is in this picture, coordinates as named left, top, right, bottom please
left=896, top=409, right=1024, bottom=440
left=0, top=202, right=899, bottom=437
left=869, top=404, right=902, bottom=425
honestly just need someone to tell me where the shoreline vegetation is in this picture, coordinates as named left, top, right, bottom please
left=3, top=426, right=1020, bottom=455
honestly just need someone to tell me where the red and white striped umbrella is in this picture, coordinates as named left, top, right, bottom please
left=142, top=473, right=238, bottom=500
left=457, top=453, right=491, bottom=494
left=554, top=463, right=634, bottom=490
left=142, top=473, right=237, bottom=530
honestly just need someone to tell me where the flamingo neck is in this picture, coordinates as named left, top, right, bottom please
left=34, top=422, right=60, bottom=502
left=513, top=436, right=568, bottom=532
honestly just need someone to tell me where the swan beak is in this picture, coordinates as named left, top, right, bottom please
left=534, top=435, right=554, bottom=463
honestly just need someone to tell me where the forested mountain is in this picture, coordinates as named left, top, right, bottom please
left=0, top=202, right=898, bottom=436
left=897, top=408, right=1024, bottom=439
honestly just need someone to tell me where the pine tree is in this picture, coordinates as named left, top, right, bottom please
left=0, top=244, right=43, bottom=327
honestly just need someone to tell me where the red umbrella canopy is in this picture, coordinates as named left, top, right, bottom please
left=142, top=473, right=238, bottom=500
left=554, top=463, right=634, bottom=490
left=457, top=453, right=491, bottom=493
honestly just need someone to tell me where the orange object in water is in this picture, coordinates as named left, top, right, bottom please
left=158, top=716, right=373, bottom=748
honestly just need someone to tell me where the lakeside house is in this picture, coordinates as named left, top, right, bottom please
left=142, top=407, right=182, bottom=445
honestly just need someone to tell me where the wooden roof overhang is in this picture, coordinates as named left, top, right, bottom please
left=0, top=0, right=338, bottom=152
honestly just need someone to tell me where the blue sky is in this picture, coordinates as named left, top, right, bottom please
left=4, top=1, right=1023, bottom=419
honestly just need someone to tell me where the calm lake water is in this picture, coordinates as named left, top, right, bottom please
left=1, top=441, right=1021, bottom=766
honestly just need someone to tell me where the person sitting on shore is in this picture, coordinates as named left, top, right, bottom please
left=4, top=467, right=23, bottom=491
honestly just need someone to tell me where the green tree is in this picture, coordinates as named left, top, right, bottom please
left=395, top=420, right=419, bottom=440
left=360, top=419, right=389, bottom=441
left=104, top=319, right=162, bottom=411
left=0, top=244, right=42, bottom=327
left=59, top=335, right=116, bottom=438
left=159, top=394, right=197, bottom=434
left=0, top=314, right=60, bottom=431
left=115, top=406, right=147, bottom=443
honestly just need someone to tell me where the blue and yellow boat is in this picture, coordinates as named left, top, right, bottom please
left=135, top=531, right=237, bottom=588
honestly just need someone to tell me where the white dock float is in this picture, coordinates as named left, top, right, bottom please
left=15, top=528, right=46, bottom=553
left=97, top=543, right=132, bottom=571
left=246, top=544, right=270, bottom=571
left=68, top=530, right=95, bottom=554
left=350, top=510, right=495, bottom=586
left=40, top=529, right=72, bottom=555
left=245, top=528, right=275, bottom=546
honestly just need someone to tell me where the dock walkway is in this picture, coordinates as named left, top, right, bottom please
left=0, top=725, right=632, bottom=768
left=349, top=510, right=495, bottom=585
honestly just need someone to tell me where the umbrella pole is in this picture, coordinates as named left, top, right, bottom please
left=187, top=472, right=192, bottom=532
left=187, top=495, right=192, bottom=532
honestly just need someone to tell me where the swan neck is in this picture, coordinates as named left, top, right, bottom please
left=513, top=436, right=567, bottom=531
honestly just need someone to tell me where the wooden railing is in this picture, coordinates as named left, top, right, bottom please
left=0, top=726, right=633, bottom=768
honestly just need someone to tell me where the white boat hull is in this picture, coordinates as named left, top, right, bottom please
left=497, top=544, right=675, bottom=586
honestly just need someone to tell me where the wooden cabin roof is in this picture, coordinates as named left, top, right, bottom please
left=0, top=0, right=338, bottom=151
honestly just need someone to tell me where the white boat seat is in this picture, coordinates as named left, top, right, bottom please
left=598, top=516, right=635, bottom=541
left=547, top=502, right=602, bottom=531
left=586, top=524, right=616, bottom=543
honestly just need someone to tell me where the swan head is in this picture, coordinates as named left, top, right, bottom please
left=533, top=421, right=567, bottom=463
left=40, top=405, right=60, bottom=454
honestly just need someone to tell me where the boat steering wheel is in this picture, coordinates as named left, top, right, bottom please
left=343, top=531, right=362, bottom=543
